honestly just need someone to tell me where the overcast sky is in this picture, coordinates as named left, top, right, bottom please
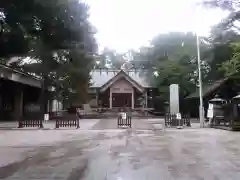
left=87, top=0, right=229, bottom=53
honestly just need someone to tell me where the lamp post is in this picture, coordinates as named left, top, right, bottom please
left=196, top=32, right=204, bottom=128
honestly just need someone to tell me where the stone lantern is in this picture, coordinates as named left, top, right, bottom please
left=208, top=94, right=226, bottom=126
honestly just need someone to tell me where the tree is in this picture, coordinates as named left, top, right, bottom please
left=0, top=0, right=97, bottom=112
left=202, top=0, right=240, bottom=82
left=221, top=42, right=240, bottom=76
left=141, top=32, right=209, bottom=86
left=203, top=23, right=240, bottom=82
left=153, top=59, right=196, bottom=101
left=203, top=0, right=240, bottom=31
left=98, top=48, right=126, bottom=69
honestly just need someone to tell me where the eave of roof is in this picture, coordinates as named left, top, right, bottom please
left=90, top=69, right=153, bottom=88
left=186, top=78, right=229, bottom=99
left=0, top=63, right=42, bottom=88
left=100, top=70, right=144, bottom=92
left=0, top=63, right=41, bottom=80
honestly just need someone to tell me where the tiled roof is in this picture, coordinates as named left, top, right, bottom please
left=90, top=69, right=153, bottom=88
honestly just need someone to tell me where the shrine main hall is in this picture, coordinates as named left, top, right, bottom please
left=88, top=69, right=157, bottom=109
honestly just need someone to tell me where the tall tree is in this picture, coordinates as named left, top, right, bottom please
left=204, top=30, right=240, bottom=82
left=0, top=0, right=97, bottom=112
left=203, top=0, right=240, bottom=82
left=203, top=0, right=239, bottom=31
left=98, top=48, right=126, bottom=69
left=133, top=32, right=211, bottom=107
left=221, top=42, right=240, bottom=76
left=141, top=32, right=209, bottom=83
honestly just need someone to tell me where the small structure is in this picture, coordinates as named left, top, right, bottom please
left=208, top=95, right=226, bottom=127
left=207, top=93, right=240, bottom=131
left=221, top=94, right=240, bottom=130
left=89, top=69, right=157, bottom=109
left=0, top=63, right=55, bottom=121
left=185, top=77, right=239, bottom=118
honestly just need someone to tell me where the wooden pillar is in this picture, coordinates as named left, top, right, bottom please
left=132, top=89, right=134, bottom=109
left=109, top=89, right=112, bottom=108
left=96, top=91, right=99, bottom=107
left=145, top=90, right=148, bottom=108
left=47, top=99, right=53, bottom=113
left=14, top=87, right=24, bottom=120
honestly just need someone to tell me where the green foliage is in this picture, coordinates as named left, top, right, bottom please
left=150, top=32, right=201, bottom=60
left=135, top=32, right=210, bottom=101
left=153, top=59, right=196, bottom=101
left=97, top=48, right=132, bottom=69
left=203, top=0, right=240, bottom=31
left=202, top=0, right=240, bottom=83
left=221, top=42, right=240, bottom=76
left=204, top=26, right=240, bottom=82
left=0, top=0, right=97, bottom=110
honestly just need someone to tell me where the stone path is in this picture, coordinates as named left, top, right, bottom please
left=0, top=119, right=240, bottom=179
left=92, top=118, right=154, bottom=130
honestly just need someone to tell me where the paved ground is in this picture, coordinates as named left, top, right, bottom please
left=1, top=119, right=240, bottom=179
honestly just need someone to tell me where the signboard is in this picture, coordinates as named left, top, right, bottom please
left=121, top=112, right=127, bottom=120
left=44, top=114, right=49, bottom=121
left=176, top=113, right=181, bottom=120
left=207, top=109, right=213, bottom=118
left=208, top=103, right=214, bottom=110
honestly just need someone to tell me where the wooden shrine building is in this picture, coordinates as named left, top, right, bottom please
left=88, top=69, right=157, bottom=109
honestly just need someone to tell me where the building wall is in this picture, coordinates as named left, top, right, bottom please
left=99, top=89, right=110, bottom=108
left=51, top=100, right=63, bottom=112
left=110, top=79, right=133, bottom=93
left=0, top=79, right=45, bottom=121
left=89, top=79, right=156, bottom=109
left=134, top=88, right=142, bottom=108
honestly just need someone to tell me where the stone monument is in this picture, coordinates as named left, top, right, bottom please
left=169, top=84, right=179, bottom=114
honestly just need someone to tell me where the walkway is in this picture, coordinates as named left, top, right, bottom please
left=0, top=119, right=240, bottom=179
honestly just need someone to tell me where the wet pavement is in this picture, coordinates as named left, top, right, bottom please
left=1, top=119, right=240, bottom=179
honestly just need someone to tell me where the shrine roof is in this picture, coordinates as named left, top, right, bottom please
left=90, top=69, right=153, bottom=88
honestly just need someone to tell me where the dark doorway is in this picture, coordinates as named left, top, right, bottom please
left=112, top=93, right=132, bottom=107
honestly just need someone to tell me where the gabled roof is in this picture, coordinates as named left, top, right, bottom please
left=100, top=70, right=144, bottom=92
left=90, top=69, right=152, bottom=88
left=186, top=78, right=229, bottom=99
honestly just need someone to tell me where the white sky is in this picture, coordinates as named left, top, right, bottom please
left=87, top=0, right=229, bottom=53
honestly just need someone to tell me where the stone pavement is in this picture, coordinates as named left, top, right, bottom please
left=92, top=118, right=154, bottom=130
left=1, top=119, right=240, bottom=179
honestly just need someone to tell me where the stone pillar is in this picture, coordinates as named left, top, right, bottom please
left=14, top=88, right=24, bottom=120
left=170, top=84, right=179, bottom=114
left=109, top=90, right=112, bottom=109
